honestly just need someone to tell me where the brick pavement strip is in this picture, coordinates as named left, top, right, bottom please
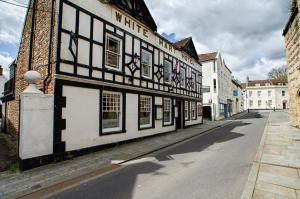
left=0, top=112, right=247, bottom=199
left=241, top=111, right=300, bottom=199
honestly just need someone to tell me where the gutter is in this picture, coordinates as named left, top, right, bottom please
left=28, top=0, right=37, bottom=71
left=43, top=0, right=55, bottom=93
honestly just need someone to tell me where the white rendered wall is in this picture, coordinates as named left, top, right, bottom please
left=19, top=93, right=54, bottom=160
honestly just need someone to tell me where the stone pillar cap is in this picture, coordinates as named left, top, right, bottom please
left=23, top=71, right=43, bottom=94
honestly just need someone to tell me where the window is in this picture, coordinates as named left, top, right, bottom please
left=102, top=91, right=122, bottom=133
left=163, top=98, right=172, bottom=125
left=268, top=91, right=272, bottom=97
left=191, top=102, right=196, bottom=119
left=257, top=91, right=261, bottom=97
left=250, top=100, right=253, bottom=108
left=139, top=96, right=152, bottom=128
left=255, top=83, right=260, bottom=87
left=192, top=73, right=196, bottom=91
left=185, top=101, right=189, bottom=120
left=164, top=60, right=172, bottom=83
left=213, top=79, right=217, bottom=93
left=268, top=100, right=272, bottom=107
left=282, top=91, right=286, bottom=97
left=105, top=35, right=122, bottom=70
left=213, top=62, right=216, bottom=73
left=141, top=50, right=152, bottom=78
left=258, top=100, right=262, bottom=108
left=249, top=91, right=252, bottom=97
left=180, top=67, right=186, bottom=87
left=265, top=83, right=270, bottom=86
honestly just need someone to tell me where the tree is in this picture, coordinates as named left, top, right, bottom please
left=268, top=66, right=288, bottom=81
left=291, top=0, right=298, bottom=13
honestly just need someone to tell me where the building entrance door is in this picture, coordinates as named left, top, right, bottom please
left=176, top=100, right=183, bottom=130
left=283, top=101, right=287, bottom=110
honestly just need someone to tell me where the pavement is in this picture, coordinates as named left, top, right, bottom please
left=241, top=111, right=300, bottom=199
left=0, top=112, right=247, bottom=199
left=49, top=111, right=268, bottom=199
left=0, top=135, right=10, bottom=172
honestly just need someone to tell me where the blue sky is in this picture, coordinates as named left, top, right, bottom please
left=0, top=0, right=291, bottom=81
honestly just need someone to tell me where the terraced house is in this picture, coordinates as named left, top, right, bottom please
left=1, top=0, right=203, bottom=169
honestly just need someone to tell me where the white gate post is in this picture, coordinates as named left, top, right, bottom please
left=19, top=71, right=54, bottom=170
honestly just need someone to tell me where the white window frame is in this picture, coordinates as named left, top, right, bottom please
left=164, top=60, right=172, bottom=84
left=191, top=102, right=196, bottom=119
left=139, top=95, right=152, bottom=128
left=268, top=90, right=272, bottom=97
left=105, top=34, right=122, bottom=71
left=257, top=91, right=261, bottom=97
left=163, top=98, right=172, bottom=125
left=180, top=67, right=186, bottom=88
left=141, top=50, right=152, bottom=79
left=185, top=101, right=189, bottom=120
left=102, top=91, right=123, bottom=133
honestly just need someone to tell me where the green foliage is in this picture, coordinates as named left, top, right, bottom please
left=8, top=163, right=20, bottom=174
left=268, top=66, right=288, bottom=81
left=291, top=0, right=298, bottom=13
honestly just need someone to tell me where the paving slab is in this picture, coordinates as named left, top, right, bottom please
left=242, top=111, right=300, bottom=199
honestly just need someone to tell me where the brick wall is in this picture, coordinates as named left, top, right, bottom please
left=4, top=0, right=58, bottom=136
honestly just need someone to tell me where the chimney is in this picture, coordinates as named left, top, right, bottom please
left=246, top=75, right=250, bottom=83
left=0, top=65, right=3, bottom=76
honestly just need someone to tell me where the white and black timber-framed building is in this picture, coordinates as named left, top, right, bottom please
left=2, top=0, right=203, bottom=169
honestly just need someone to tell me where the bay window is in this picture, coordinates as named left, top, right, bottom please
left=140, top=96, right=152, bottom=128
left=102, top=91, right=122, bottom=133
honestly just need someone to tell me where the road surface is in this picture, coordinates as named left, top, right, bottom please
left=50, top=112, right=269, bottom=199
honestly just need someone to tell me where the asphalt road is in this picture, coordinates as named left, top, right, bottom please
left=50, top=112, right=269, bottom=199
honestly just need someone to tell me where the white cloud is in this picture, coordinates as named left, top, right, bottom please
left=145, top=0, right=290, bottom=81
left=0, top=52, right=14, bottom=78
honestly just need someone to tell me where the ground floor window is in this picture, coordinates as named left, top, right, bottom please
left=191, top=102, right=196, bottom=119
left=102, top=91, right=122, bottom=133
left=219, top=104, right=225, bottom=115
left=164, top=98, right=172, bottom=125
left=185, top=101, right=189, bottom=121
left=140, top=95, right=152, bottom=128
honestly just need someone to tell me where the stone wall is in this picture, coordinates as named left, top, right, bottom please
left=284, top=11, right=300, bottom=127
left=4, top=0, right=58, bottom=136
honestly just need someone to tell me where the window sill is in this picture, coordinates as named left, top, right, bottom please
left=104, top=67, right=124, bottom=74
left=100, top=130, right=126, bottom=136
left=139, top=126, right=155, bottom=131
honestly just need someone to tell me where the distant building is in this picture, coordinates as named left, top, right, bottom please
left=283, top=3, right=300, bottom=126
left=242, top=78, right=289, bottom=110
left=200, top=52, right=242, bottom=120
left=0, top=65, right=7, bottom=118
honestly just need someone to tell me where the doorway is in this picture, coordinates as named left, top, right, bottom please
left=176, top=100, right=183, bottom=130
left=283, top=101, right=287, bottom=110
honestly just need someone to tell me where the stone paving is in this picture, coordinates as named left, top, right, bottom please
left=0, top=112, right=247, bottom=199
left=242, top=111, right=300, bottom=199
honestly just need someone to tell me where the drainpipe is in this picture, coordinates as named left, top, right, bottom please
left=43, top=0, right=55, bottom=93
left=28, top=0, right=37, bottom=71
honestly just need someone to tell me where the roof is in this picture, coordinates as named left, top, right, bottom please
left=232, top=79, right=242, bottom=89
left=109, top=0, right=157, bottom=32
left=173, top=37, right=199, bottom=62
left=243, top=79, right=288, bottom=88
left=198, top=52, right=218, bottom=62
left=283, top=8, right=298, bottom=36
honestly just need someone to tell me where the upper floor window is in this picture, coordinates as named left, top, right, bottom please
left=213, top=79, right=217, bottom=93
left=265, top=83, right=270, bottom=86
left=249, top=91, right=252, bottom=97
left=258, top=100, right=262, bottom=108
left=257, top=91, right=262, bottom=97
left=268, top=90, right=272, bottom=97
left=164, top=60, right=172, bottom=83
left=282, top=91, right=286, bottom=97
left=105, top=34, right=122, bottom=71
left=141, top=50, right=152, bottom=78
left=192, top=73, right=196, bottom=91
left=255, top=83, right=260, bottom=87
left=102, top=91, right=122, bottom=133
left=180, top=67, right=186, bottom=88
left=139, top=96, right=152, bottom=128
